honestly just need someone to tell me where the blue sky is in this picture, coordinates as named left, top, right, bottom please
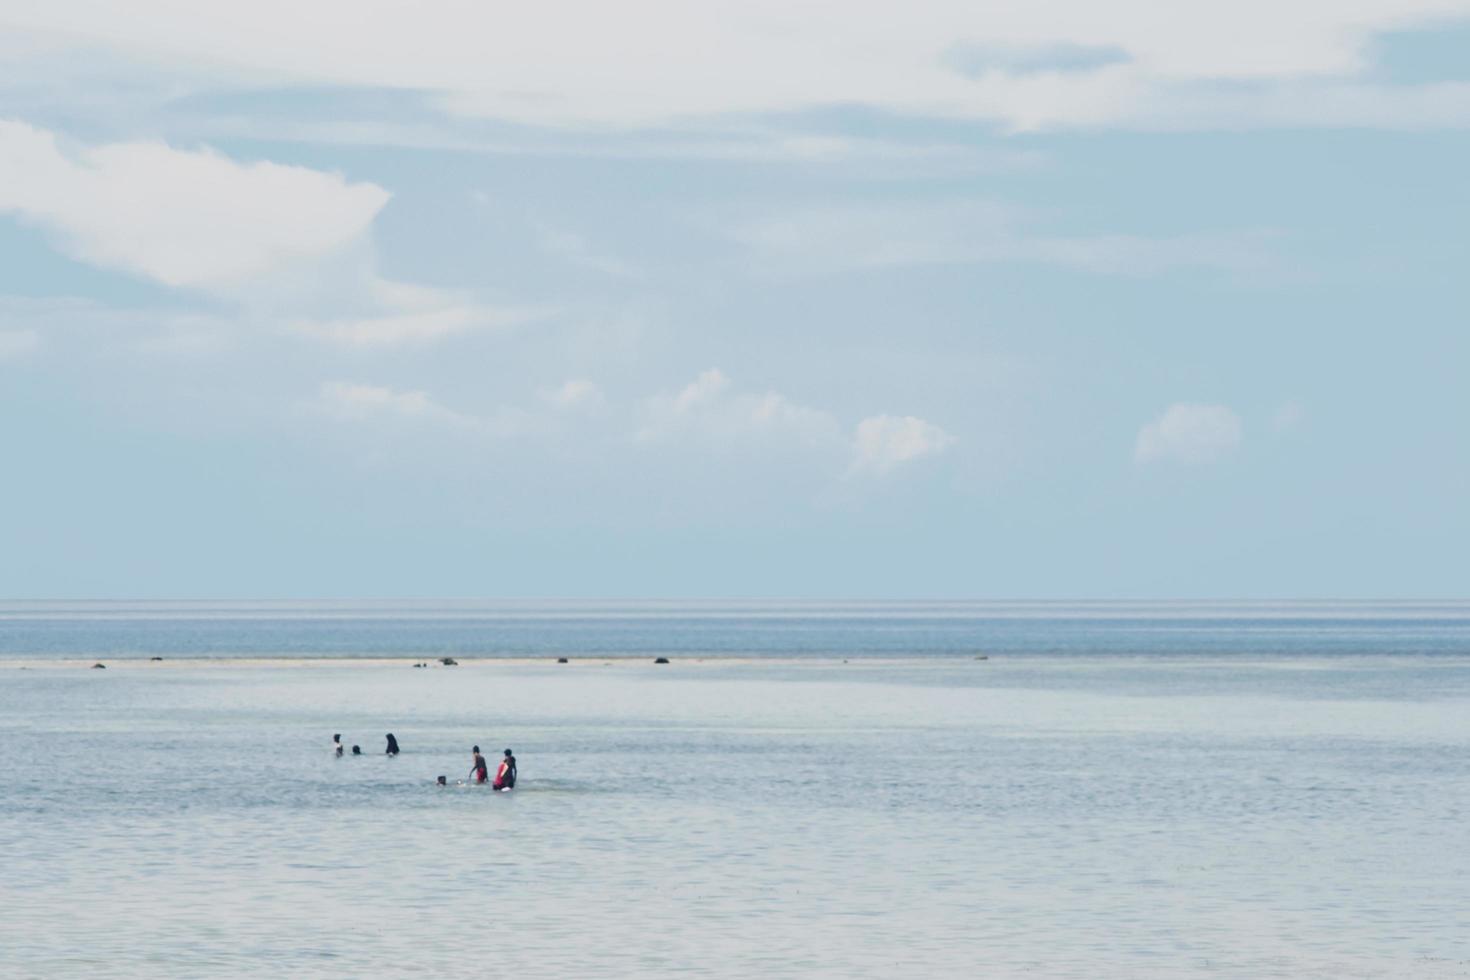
left=1, top=3, right=1468, bottom=598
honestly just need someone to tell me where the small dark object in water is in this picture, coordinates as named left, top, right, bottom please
left=150, top=656, right=163, bottom=662
left=91, top=662, right=106, bottom=669
left=440, top=657, right=458, bottom=666
left=557, top=657, right=569, bottom=664
left=653, top=657, right=670, bottom=664
left=437, top=775, right=447, bottom=786
left=974, top=655, right=989, bottom=661
left=351, top=745, right=362, bottom=755
left=385, top=733, right=400, bottom=756
left=412, top=662, right=424, bottom=668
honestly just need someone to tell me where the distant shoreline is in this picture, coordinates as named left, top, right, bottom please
left=0, top=655, right=967, bottom=670
left=6, top=652, right=1470, bottom=671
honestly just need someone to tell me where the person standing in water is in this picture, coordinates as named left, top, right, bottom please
left=385, top=733, right=400, bottom=756
left=493, top=749, right=517, bottom=790
left=469, top=746, right=489, bottom=784
left=333, top=734, right=344, bottom=757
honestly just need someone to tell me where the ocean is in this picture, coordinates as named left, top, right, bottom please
left=2, top=602, right=1468, bottom=977
left=4, top=599, right=1470, bottom=660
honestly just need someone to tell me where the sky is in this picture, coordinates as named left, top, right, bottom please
left=1, top=2, right=1468, bottom=599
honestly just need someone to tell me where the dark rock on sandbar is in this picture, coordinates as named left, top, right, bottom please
left=654, top=657, right=670, bottom=664
left=440, top=657, right=458, bottom=666
left=557, top=657, right=569, bottom=664
left=150, top=656, right=163, bottom=661
left=91, top=663, right=106, bottom=669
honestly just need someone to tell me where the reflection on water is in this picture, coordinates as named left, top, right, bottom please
left=3, top=660, right=1469, bottom=978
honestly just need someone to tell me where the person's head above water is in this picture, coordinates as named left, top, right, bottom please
left=333, top=734, right=341, bottom=743
left=351, top=745, right=361, bottom=755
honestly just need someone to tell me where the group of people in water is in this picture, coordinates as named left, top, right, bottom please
left=332, top=733, right=399, bottom=757
left=465, top=746, right=517, bottom=790
left=332, top=732, right=517, bottom=791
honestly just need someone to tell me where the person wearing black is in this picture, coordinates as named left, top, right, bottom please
left=494, top=749, right=517, bottom=790
left=332, top=734, right=343, bottom=757
left=385, top=733, right=400, bottom=756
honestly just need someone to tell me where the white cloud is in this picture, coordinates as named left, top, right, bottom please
left=0, top=295, right=242, bottom=356
left=851, top=414, right=957, bottom=474
left=0, top=119, right=387, bottom=289
left=727, top=200, right=1273, bottom=277
left=5, top=2, right=1470, bottom=132
left=292, top=306, right=496, bottom=347
left=636, top=368, right=842, bottom=447
left=288, top=280, right=543, bottom=347
left=1135, top=403, right=1243, bottom=464
left=318, top=370, right=955, bottom=480
left=541, top=379, right=605, bottom=412
left=317, top=381, right=543, bottom=438
left=192, top=118, right=1045, bottom=175
left=0, top=120, right=542, bottom=348
left=638, top=368, right=953, bottom=476
left=319, top=381, right=472, bottom=427
left=672, top=369, right=733, bottom=416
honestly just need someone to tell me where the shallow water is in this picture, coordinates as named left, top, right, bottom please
left=3, top=656, right=1469, bottom=978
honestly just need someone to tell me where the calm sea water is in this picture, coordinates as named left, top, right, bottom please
left=2, top=600, right=1470, bottom=659
left=3, top=603, right=1469, bottom=978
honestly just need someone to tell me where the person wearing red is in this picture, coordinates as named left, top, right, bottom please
left=492, top=748, right=517, bottom=790
left=469, top=745, right=489, bottom=784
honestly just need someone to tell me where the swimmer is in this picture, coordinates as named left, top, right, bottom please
left=493, top=748, right=517, bottom=790
left=351, top=745, right=362, bottom=756
left=333, top=734, right=343, bottom=757
left=469, top=745, right=488, bottom=784
left=385, top=733, right=400, bottom=756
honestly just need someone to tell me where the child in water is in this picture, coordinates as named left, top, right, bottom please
left=469, top=746, right=488, bottom=784
left=333, top=734, right=343, bottom=757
